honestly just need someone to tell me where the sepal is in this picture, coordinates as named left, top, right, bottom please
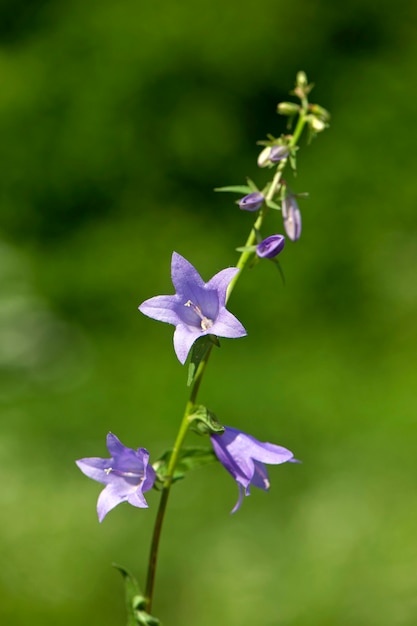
left=188, top=404, right=225, bottom=436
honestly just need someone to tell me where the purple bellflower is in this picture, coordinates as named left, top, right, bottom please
left=238, top=191, right=264, bottom=212
left=282, top=194, right=302, bottom=241
left=256, top=234, right=286, bottom=259
left=76, top=433, right=156, bottom=522
left=210, top=426, right=295, bottom=513
left=139, top=252, right=247, bottom=364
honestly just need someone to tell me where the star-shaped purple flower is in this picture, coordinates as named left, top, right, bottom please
left=139, top=252, right=247, bottom=364
left=76, top=433, right=156, bottom=522
left=210, top=426, right=296, bottom=513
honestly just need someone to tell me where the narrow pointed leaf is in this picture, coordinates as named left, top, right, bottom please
left=113, top=564, right=145, bottom=626
left=214, top=185, right=252, bottom=194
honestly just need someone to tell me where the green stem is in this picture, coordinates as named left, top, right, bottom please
left=144, top=106, right=308, bottom=614
left=144, top=347, right=212, bottom=611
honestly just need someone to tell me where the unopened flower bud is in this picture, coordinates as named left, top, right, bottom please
left=256, top=234, right=286, bottom=259
left=277, top=102, right=300, bottom=116
left=296, top=71, right=308, bottom=88
left=282, top=195, right=302, bottom=241
left=269, top=145, right=290, bottom=163
left=309, top=104, right=330, bottom=122
left=309, top=116, right=326, bottom=132
left=257, top=146, right=272, bottom=168
left=257, top=145, right=289, bottom=168
left=238, top=191, right=264, bottom=212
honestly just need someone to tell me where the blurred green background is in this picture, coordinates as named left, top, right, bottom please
left=1, top=0, right=416, bottom=624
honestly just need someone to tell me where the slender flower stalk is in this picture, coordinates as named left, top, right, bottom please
left=143, top=101, right=310, bottom=614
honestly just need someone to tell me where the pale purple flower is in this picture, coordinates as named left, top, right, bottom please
left=256, top=234, right=286, bottom=259
left=139, top=252, right=247, bottom=364
left=76, top=433, right=156, bottom=522
left=210, top=426, right=295, bottom=513
left=238, top=191, right=264, bottom=211
left=282, top=195, right=302, bottom=241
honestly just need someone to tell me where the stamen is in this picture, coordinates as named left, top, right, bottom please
left=184, top=299, right=214, bottom=330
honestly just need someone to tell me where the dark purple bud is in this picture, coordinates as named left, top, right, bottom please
left=256, top=235, right=286, bottom=259
left=238, top=191, right=265, bottom=212
left=269, top=145, right=290, bottom=163
left=282, top=195, right=302, bottom=241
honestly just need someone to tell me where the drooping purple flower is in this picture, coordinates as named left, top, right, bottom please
left=282, top=194, right=302, bottom=241
left=210, top=426, right=296, bottom=513
left=139, top=252, right=247, bottom=364
left=76, top=433, right=156, bottom=522
left=256, top=234, right=286, bottom=259
left=238, top=191, right=264, bottom=212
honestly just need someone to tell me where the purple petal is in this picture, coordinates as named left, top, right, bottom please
left=206, top=267, right=239, bottom=303
left=76, top=457, right=111, bottom=484
left=231, top=484, right=245, bottom=514
left=171, top=252, right=205, bottom=294
left=211, top=308, right=247, bottom=339
left=139, top=295, right=180, bottom=325
left=241, top=434, right=294, bottom=465
left=106, top=432, right=127, bottom=457
left=126, top=489, right=149, bottom=509
left=250, top=461, right=270, bottom=491
left=211, top=431, right=254, bottom=488
left=173, top=324, right=201, bottom=364
left=97, top=483, right=127, bottom=522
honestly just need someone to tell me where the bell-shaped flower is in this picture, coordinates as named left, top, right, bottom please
left=76, top=433, right=156, bottom=522
left=238, top=191, right=265, bottom=211
left=256, top=234, right=286, bottom=259
left=282, top=194, right=302, bottom=241
left=139, top=252, right=247, bottom=364
left=210, top=426, right=296, bottom=513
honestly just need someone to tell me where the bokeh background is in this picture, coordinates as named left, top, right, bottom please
left=1, top=0, right=416, bottom=624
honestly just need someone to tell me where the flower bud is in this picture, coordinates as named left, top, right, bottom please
left=257, top=145, right=289, bottom=168
left=269, top=145, right=290, bottom=163
left=257, top=146, right=272, bottom=168
left=256, top=234, right=286, bottom=259
left=309, top=116, right=326, bottom=132
left=296, top=71, right=308, bottom=88
left=282, top=195, right=302, bottom=241
left=238, top=191, right=264, bottom=211
left=277, top=102, right=300, bottom=116
left=309, top=104, right=330, bottom=122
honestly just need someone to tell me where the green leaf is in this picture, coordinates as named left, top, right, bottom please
left=154, top=446, right=217, bottom=482
left=214, top=185, right=252, bottom=194
left=113, top=565, right=161, bottom=626
left=187, top=335, right=219, bottom=387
